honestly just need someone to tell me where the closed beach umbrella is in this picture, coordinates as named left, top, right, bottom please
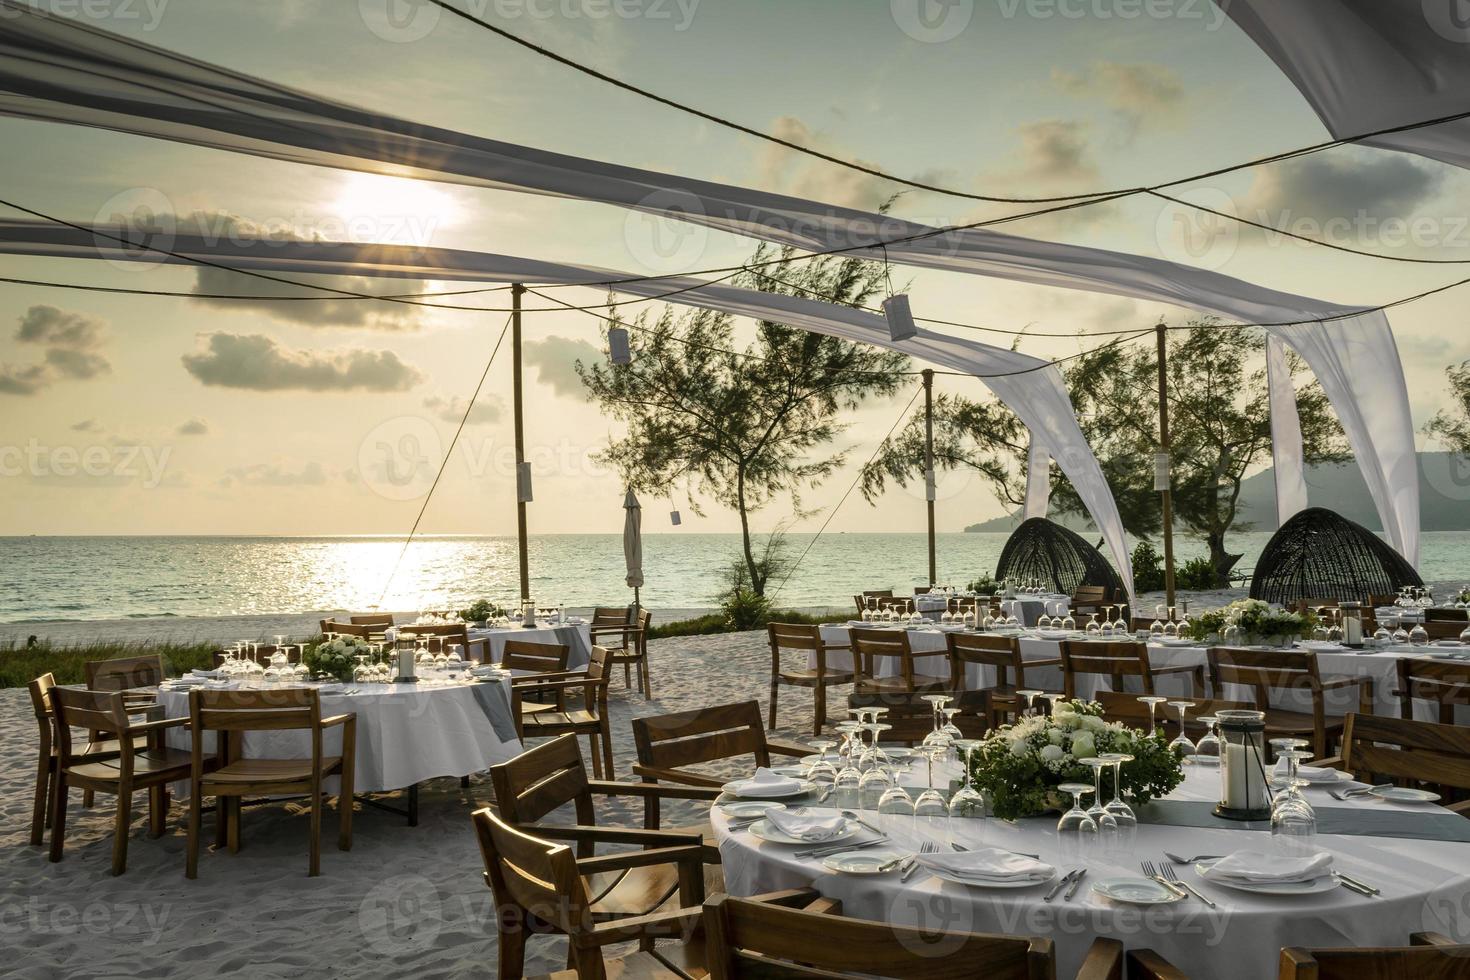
left=623, top=490, right=644, bottom=606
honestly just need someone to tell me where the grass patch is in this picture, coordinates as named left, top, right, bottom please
left=646, top=608, right=834, bottom=640
left=0, top=639, right=221, bottom=689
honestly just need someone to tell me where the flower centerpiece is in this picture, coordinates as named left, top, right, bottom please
left=459, top=599, right=509, bottom=625
left=969, top=700, right=1185, bottom=821
left=1187, top=598, right=1313, bottom=647
left=304, top=635, right=373, bottom=683
left=966, top=574, right=1002, bottom=597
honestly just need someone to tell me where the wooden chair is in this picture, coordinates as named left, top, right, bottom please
left=1059, top=640, right=1203, bottom=700
left=1316, top=713, right=1470, bottom=816
left=349, top=612, right=395, bottom=626
left=1069, top=585, right=1111, bottom=617
left=853, top=589, right=894, bottom=616
left=518, top=646, right=615, bottom=778
left=703, top=892, right=1128, bottom=980
left=397, top=622, right=484, bottom=662
left=847, top=690, right=992, bottom=744
left=589, top=606, right=638, bottom=665
left=850, top=627, right=949, bottom=696
left=488, top=735, right=721, bottom=924
left=1094, top=691, right=1249, bottom=739
left=1397, top=657, right=1470, bottom=723
left=1206, top=647, right=1373, bottom=759
left=608, top=607, right=653, bottom=697
left=185, top=687, right=355, bottom=878
left=947, top=632, right=1061, bottom=725
left=1427, top=607, right=1470, bottom=623
left=767, top=623, right=854, bottom=735
left=85, top=653, right=166, bottom=694
left=630, top=701, right=808, bottom=830
left=1278, top=933, right=1470, bottom=979
left=28, top=673, right=140, bottom=847
left=48, top=687, right=192, bottom=875
left=321, top=620, right=374, bottom=639
left=502, top=638, right=572, bottom=673
left=1421, top=620, right=1470, bottom=641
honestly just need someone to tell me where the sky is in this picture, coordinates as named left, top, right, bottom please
left=2, top=0, right=1469, bottom=538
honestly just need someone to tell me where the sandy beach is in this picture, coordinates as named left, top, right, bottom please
left=1, top=630, right=800, bottom=979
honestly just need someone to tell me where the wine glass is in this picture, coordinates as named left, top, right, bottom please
left=920, top=695, right=953, bottom=751
left=1037, top=603, right=1052, bottom=630
left=913, top=746, right=950, bottom=837
left=1137, top=696, right=1170, bottom=736
left=1177, top=601, right=1191, bottom=638
left=807, top=739, right=839, bottom=785
left=947, top=739, right=985, bottom=824
left=1270, top=750, right=1318, bottom=855
left=833, top=761, right=862, bottom=809
left=1079, top=757, right=1117, bottom=831
left=1040, top=692, right=1066, bottom=718
left=1101, top=605, right=1116, bottom=637
left=1162, top=608, right=1178, bottom=639
left=1150, top=605, right=1165, bottom=640
left=1056, top=783, right=1098, bottom=840
left=858, top=761, right=893, bottom=810
left=1193, top=716, right=1221, bottom=766
left=876, top=774, right=915, bottom=838
left=1312, top=610, right=1330, bottom=643
left=1167, top=701, right=1197, bottom=760
left=1410, top=623, right=1430, bottom=647
left=1222, top=612, right=1244, bottom=647
left=1061, top=608, right=1076, bottom=632
left=1085, top=614, right=1102, bottom=638
left=1099, top=752, right=1137, bottom=827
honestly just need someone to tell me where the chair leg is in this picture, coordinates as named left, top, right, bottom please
left=214, top=794, right=227, bottom=849
left=498, top=915, right=527, bottom=980
left=623, top=660, right=632, bottom=689
left=813, top=684, right=826, bottom=737
left=308, top=790, right=322, bottom=877
left=640, top=656, right=651, bottom=698
left=30, top=757, right=50, bottom=846
left=768, top=680, right=779, bottom=731
left=601, top=721, right=614, bottom=780
left=187, top=789, right=202, bottom=879
left=339, top=779, right=354, bottom=853
left=588, top=735, right=603, bottom=779
left=82, top=789, right=94, bottom=809
left=148, top=784, right=167, bottom=838
left=111, top=788, right=132, bottom=876
left=47, top=771, right=68, bottom=864
left=227, top=798, right=241, bottom=854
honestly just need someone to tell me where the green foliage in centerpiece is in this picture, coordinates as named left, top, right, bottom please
left=1186, top=598, right=1313, bottom=644
left=969, top=700, right=1184, bottom=821
left=459, top=599, right=509, bottom=623
left=966, top=574, right=1001, bottom=596
left=304, top=636, right=373, bottom=682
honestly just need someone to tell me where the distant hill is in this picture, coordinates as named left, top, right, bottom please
left=965, top=452, right=1470, bottom=533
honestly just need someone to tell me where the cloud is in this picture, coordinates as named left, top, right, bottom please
left=1013, top=120, right=1097, bottom=185
left=524, top=336, right=600, bottom=398
left=1052, top=62, right=1184, bottom=136
left=755, top=115, right=953, bottom=210
left=1239, top=153, right=1443, bottom=224
left=423, top=394, right=504, bottom=425
left=0, top=305, right=112, bottom=396
left=181, top=333, right=423, bottom=392
left=219, top=461, right=329, bottom=488
left=177, top=417, right=210, bottom=436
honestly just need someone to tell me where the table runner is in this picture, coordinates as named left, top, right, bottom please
left=1133, top=798, right=1470, bottom=843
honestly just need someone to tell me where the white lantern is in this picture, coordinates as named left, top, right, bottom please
left=608, top=326, right=632, bottom=365
left=882, top=294, right=917, bottom=342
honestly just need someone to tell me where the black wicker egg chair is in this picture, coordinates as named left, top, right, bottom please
left=1248, top=507, right=1422, bottom=606
left=993, top=517, right=1124, bottom=597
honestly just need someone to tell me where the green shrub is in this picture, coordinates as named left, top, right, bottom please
left=965, top=574, right=1001, bottom=596
left=1176, top=556, right=1219, bottom=590
left=1131, top=541, right=1166, bottom=593
left=0, top=639, right=220, bottom=689
left=721, top=587, right=772, bottom=632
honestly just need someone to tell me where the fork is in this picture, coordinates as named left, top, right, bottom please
left=1141, top=860, right=1187, bottom=898
left=1164, top=852, right=1224, bottom=865
left=1159, top=861, right=1216, bottom=908
left=1329, top=784, right=1391, bottom=801
left=902, top=841, right=939, bottom=882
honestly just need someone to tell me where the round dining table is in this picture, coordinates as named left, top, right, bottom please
left=386, top=622, right=593, bottom=670
left=714, top=763, right=1470, bottom=979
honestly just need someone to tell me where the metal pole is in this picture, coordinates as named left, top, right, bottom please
left=922, top=369, right=937, bottom=586
left=1156, top=322, right=1177, bottom=610
left=512, top=283, right=530, bottom=603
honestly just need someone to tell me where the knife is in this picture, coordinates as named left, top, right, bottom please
left=1043, top=869, right=1077, bottom=903
left=1064, top=868, right=1088, bottom=901
left=1335, top=872, right=1380, bottom=895
left=797, top=836, right=889, bottom=860
left=1334, top=874, right=1376, bottom=897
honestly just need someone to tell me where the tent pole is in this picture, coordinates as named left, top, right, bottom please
left=513, top=283, right=530, bottom=603
left=1156, top=322, right=1177, bottom=610
left=922, top=369, right=936, bottom=586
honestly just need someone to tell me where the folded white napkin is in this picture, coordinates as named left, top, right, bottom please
left=470, top=664, right=503, bottom=676
left=1273, top=760, right=1337, bottom=783
left=914, top=847, right=1055, bottom=881
left=728, top=767, right=802, bottom=798
left=189, top=668, right=224, bottom=679
left=1200, top=850, right=1333, bottom=884
left=764, top=807, right=846, bottom=841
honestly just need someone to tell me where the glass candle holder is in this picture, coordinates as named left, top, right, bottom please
left=1214, top=709, right=1271, bottom=820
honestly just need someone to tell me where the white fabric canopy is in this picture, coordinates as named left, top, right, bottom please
left=1218, top=0, right=1470, bottom=172
left=0, top=218, right=1136, bottom=595
left=1023, top=442, right=1051, bottom=521
left=1266, top=334, right=1308, bottom=524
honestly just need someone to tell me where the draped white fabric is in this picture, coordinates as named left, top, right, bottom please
left=0, top=3, right=1418, bottom=564
left=1218, top=0, right=1470, bottom=171
left=1023, top=443, right=1051, bottom=521
left=1266, top=335, right=1308, bottom=525
left=0, top=218, right=1136, bottom=595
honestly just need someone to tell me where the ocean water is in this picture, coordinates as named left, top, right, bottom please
left=1, top=532, right=1467, bottom=624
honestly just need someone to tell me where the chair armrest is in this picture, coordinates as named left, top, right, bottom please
left=123, top=702, right=164, bottom=715
left=1150, top=663, right=1203, bottom=675
left=1123, top=947, right=1188, bottom=980
left=632, top=764, right=728, bottom=788
left=128, top=716, right=189, bottom=735
left=1321, top=677, right=1370, bottom=691
left=766, top=738, right=812, bottom=758
left=1310, top=756, right=1344, bottom=769
left=742, top=888, right=823, bottom=908
left=588, top=906, right=703, bottom=948
left=588, top=779, right=722, bottom=802
left=577, top=844, right=706, bottom=875
left=510, top=669, right=589, bottom=684
left=522, top=823, right=704, bottom=848
left=1074, top=938, right=1125, bottom=980
left=1412, top=932, right=1461, bottom=946
left=1447, top=800, right=1470, bottom=817
left=1022, top=657, right=1063, bottom=669
left=321, top=714, right=355, bottom=729
left=802, top=896, right=842, bottom=915
left=514, top=677, right=605, bottom=694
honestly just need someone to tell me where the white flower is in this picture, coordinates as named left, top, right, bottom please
left=1009, top=739, right=1032, bottom=759
left=1039, top=744, right=1064, bottom=763
left=1047, top=728, right=1064, bottom=745
left=1071, top=733, right=1096, bottom=758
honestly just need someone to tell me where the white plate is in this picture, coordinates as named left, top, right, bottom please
left=1270, top=769, right=1351, bottom=788
left=927, top=866, right=1057, bottom=889
left=1299, top=642, right=1347, bottom=652
left=879, top=746, right=916, bottom=761
left=1037, top=630, right=1072, bottom=640
left=719, top=801, right=786, bottom=819
left=1154, top=636, right=1198, bottom=647
left=1092, top=877, right=1184, bottom=904
left=770, top=766, right=809, bottom=779
left=1370, top=786, right=1441, bottom=804
left=747, top=817, right=859, bottom=846
left=1195, top=861, right=1339, bottom=895
left=721, top=779, right=818, bottom=800
left=821, top=849, right=908, bottom=875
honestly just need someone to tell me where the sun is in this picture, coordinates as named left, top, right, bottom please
left=330, top=172, right=461, bottom=246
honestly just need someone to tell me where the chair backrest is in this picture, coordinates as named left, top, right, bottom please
left=631, top=700, right=770, bottom=778
left=471, top=807, right=596, bottom=957
left=1341, top=713, right=1470, bottom=796
left=349, top=613, right=395, bottom=626
left=1278, top=936, right=1470, bottom=979
left=396, top=623, right=470, bottom=652
left=1367, top=594, right=1401, bottom=609
left=501, top=639, right=571, bottom=673
left=50, top=687, right=132, bottom=768
left=1058, top=641, right=1151, bottom=698
left=1397, top=657, right=1470, bottom=723
left=591, top=606, right=631, bottom=628
left=1426, top=608, right=1470, bottom=623
left=85, top=653, right=166, bottom=692
left=947, top=633, right=1023, bottom=688
left=1206, top=647, right=1321, bottom=708
left=703, top=893, right=1055, bottom=979
left=847, top=690, right=991, bottom=744
left=189, top=687, right=326, bottom=771
left=322, top=620, right=374, bottom=639
left=1094, top=691, right=1248, bottom=736
left=488, top=734, right=597, bottom=851
left=1421, top=620, right=1470, bottom=640
left=912, top=585, right=932, bottom=595
left=768, top=623, right=823, bottom=664
left=1071, top=585, right=1109, bottom=608
left=28, top=672, right=56, bottom=753
left=1295, top=599, right=1340, bottom=615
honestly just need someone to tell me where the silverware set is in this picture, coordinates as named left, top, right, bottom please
left=1328, top=784, right=1392, bottom=801
left=901, top=841, right=939, bottom=882
left=1155, top=861, right=1216, bottom=908
left=1333, top=871, right=1380, bottom=896
left=1044, top=867, right=1087, bottom=902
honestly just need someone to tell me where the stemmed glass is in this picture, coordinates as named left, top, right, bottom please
left=1270, top=737, right=1311, bottom=802
left=1410, top=623, right=1430, bottom=647
left=1326, top=609, right=1344, bottom=645
left=1099, top=752, right=1137, bottom=827
left=1137, top=696, right=1170, bottom=736
left=1037, top=603, right=1052, bottom=630
left=807, top=738, right=838, bottom=785
left=1193, top=716, right=1222, bottom=766
left=876, top=773, right=915, bottom=838
left=1177, top=602, right=1191, bottom=638
left=1271, top=750, right=1318, bottom=855
left=1085, top=614, right=1102, bottom=638
left=1162, top=609, right=1178, bottom=639
left=1150, top=605, right=1166, bottom=640
left=947, top=739, right=985, bottom=824
left=1101, top=605, right=1116, bottom=638
left=862, top=722, right=894, bottom=768
left=913, top=745, right=950, bottom=838
left=1167, top=701, right=1197, bottom=760
left=1222, top=613, right=1244, bottom=647
left=858, top=760, right=893, bottom=810
left=921, top=695, right=953, bottom=752
left=1061, top=607, right=1076, bottom=632
left=1056, top=783, right=1098, bottom=853
left=1080, top=758, right=1117, bottom=831
left=1040, top=693, right=1066, bottom=718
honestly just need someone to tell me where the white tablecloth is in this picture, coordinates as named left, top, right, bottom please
left=156, top=679, right=522, bottom=793
left=387, top=623, right=592, bottom=670
left=715, top=765, right=1470, bottom=979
